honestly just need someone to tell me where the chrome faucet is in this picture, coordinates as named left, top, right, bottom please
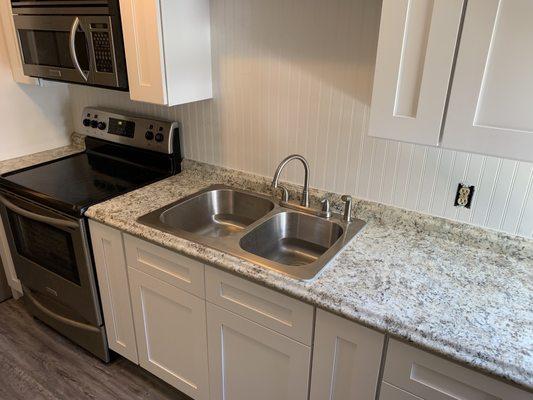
left=271, top=155, right=310, bottom=207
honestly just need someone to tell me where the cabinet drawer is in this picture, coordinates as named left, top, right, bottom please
left=124, top=234, right=205, bottom=298
left=380, top=382, right=423, bottom=400
left=384, top=339, right=530, bottom=400
left=205, top=267, right=314, bottom=345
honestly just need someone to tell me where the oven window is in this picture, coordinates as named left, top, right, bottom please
left=18, top=29, right=90, bottom=71
left=8, top=211, right=81, bottom=285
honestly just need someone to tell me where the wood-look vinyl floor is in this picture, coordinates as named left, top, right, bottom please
left=0, top=299, right=192, bottom=400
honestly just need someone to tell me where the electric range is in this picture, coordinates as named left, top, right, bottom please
left=0, top=107, right=181, bottom=361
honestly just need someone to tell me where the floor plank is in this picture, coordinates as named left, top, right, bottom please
left=0, top=299, right=192, bottom=400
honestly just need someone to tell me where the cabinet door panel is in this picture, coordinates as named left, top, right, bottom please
left=369, top=0, right=464, bottom=145
left=310, top=309, right=385, bottom=400
left=380, top=382, right=423, bottom=400
left=443, top=0, right=533, bottom=161
left=89, top=221, right=137, bottom=363
left=207, top=302, right=311, bottom=400
left=129, top=268, right=209, bottom=400
left=118, top=0, right=167, bottom=104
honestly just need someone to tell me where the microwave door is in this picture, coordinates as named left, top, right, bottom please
left=13, top=15, right=91, bottom=84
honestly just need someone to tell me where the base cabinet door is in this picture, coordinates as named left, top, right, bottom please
left=310, top=309, right=385, bottom=400
left=89, top=221, right=138, bottom=363
left=129, top=267, right=209, bottom=400
left=206, top=302, right=311, bottom=400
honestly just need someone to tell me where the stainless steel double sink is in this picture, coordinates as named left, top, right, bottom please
left=138, top=185, right=365, bottom=280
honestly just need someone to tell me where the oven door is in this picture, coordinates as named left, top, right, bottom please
left=13, top=14, right=121, bottom=88
left=0, top=193, right=102, bottom=326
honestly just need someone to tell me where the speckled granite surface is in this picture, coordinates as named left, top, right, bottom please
left=0, top=133, right=85, bottom=175
left=84, top=160, right=533, bottom=390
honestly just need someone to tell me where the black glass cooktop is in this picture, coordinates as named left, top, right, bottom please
left=0, top=138, right=180, bottom=217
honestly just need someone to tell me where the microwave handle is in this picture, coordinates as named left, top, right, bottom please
left=0, top=195, right=79, bottom=229
left=69, top=17, right=89, bottom=82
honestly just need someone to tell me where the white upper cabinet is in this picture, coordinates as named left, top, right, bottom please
left=369, top=0, right=464, bottom=146
left=442, top=0, right=533, bottom=162
left=119, top=0, right=213, bottom=106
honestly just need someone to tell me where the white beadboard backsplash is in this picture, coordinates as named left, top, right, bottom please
left=69, top=0, right=533, bottom=238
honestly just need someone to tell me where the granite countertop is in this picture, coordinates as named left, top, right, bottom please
left=0, top=134, right=85, bottom=175
left=85, top=160, right=533, bottom=391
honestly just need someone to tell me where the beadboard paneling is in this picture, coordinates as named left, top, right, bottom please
left=68, top=0, right=533, bottom=238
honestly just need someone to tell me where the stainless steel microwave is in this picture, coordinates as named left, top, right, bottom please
left=11, top=0, right=128, bottom=90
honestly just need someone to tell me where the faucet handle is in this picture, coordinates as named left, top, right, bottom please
left=341, top=195, right=353, bottom=222
left=320, top=198, right=331, bottom=218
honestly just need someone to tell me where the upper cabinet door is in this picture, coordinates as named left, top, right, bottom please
left=119, top=0, right=167, bottom=104
left=119, top=0, right=213, bottom=106
left=369, top=0, right=464, bottom=145
left=443, top=0, right=533, bottom=162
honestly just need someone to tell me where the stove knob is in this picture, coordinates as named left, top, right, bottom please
left=90, top=120, right=98, bottom=129
left=97, top=122, right=107, bottom=131
left=145, top=131, right=154, bottom=140
left=155, top=133, right=164, bottom=142
left=82, top=118, right=91, bottom=127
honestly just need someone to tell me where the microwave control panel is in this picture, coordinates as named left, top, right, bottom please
left=80, top=107, right=179, bottom=154
left=92, top=31, right=113, bottom=73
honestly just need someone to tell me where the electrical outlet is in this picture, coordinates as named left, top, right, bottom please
left=454, top=184, right=475, bottom=208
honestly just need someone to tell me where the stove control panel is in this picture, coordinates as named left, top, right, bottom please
left=80, top=107, right=179, bottom=154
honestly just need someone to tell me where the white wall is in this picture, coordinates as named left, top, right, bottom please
left=0, top=20, right=72, bottom=161
left=69, top=0, right=533, bottom=238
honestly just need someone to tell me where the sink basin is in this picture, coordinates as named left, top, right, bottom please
left=240, top=212, right=343, bottom=266
left=155, top=188, right=274, bottom=237
left=138, top=185, right=366, bottom=281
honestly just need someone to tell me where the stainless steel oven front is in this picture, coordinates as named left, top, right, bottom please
left=0, top=192, right=109, bottom=361
left=12, top=5, right=128, bottom=89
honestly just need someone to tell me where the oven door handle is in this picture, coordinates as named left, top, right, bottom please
left=0, top=195, right=79, bottom=229
left=23, top=287, right=100, bottom=333
left=69, top=17, right=89, bottom=82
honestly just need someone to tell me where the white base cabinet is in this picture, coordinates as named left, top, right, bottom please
left=129, top=267, right=209, bottom=400
left=206, top=302, right=311, bottom=400
left=89, top=224, right=532, bottom=400
left=89, top=221, right=138, bottom=363
left=310, top=309, right=385, bottom=400
left=382, top=339, right=531, bottom=400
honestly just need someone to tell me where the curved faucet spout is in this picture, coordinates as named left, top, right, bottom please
left=271, top=154, right=310, bottom=207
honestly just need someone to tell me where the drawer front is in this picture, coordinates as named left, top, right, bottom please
left=124, top=234, right=205, bottom=298
left=205, top=266, right=314, bottom=345
left=384, top=339, right=530, bottom=400
left=380, top=382, right=423, bottom=400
